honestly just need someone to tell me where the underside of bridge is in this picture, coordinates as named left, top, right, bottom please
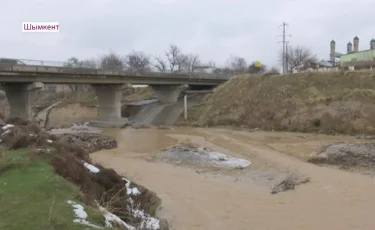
left=2, top=82, right=192, bottom=125
left=150, top=85, right=186, bottom=103
left=188, top=85, right=216, bottom=91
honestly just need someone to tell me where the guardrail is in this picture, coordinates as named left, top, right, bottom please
left=0, top=57, right=230, bottom=80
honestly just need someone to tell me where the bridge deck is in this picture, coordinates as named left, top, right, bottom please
left=0, top=64, right=228, bottom=85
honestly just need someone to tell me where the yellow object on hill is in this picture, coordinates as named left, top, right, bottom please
left=254, top=61, right=261, bottom=68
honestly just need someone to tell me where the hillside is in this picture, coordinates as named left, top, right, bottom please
left=184, top=71, right=375, bottom=135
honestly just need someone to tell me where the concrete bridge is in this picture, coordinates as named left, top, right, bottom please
left=0, top=60, right=228, bottom=124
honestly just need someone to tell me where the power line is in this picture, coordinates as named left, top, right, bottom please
left=276, top=22, right=292, bottom=74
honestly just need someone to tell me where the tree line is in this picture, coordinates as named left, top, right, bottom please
left=65, top=44, right=316, bottom=76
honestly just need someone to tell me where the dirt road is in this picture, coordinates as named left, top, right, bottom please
left=91, top=127, right=375, bottom=230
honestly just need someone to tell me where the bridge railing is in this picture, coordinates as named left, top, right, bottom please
left=0, top=57, right=231, bottom=80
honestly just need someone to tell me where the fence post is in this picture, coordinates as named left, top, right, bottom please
left=184, top=94, right=188, bottom=121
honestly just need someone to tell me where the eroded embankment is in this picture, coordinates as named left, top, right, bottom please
left=182, top=71, right=375, bottom=135
left=0, top=118, right=167, bottom=230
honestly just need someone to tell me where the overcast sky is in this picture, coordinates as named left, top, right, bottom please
left=0, top=0, right=374, bottom=68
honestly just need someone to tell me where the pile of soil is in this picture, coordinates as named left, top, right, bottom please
left=57, top=133, right=117, bottom=153
left=308, top=142, right=375, bottom=169
left=184, top=71, right=375, bottom=135
left=0, top=118, right=166, bottom=229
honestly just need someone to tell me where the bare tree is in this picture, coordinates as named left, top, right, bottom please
left=165, top=44, right=182, bottom=72
left=64, top=57, right=97, bottom=92
left=100, top=52, right=125, bottom=71
left=79, top=59, right=98, bottom=68
left=227, top=56, right=247, bottom=74
left=65, top=57, right=79, bottom=67
left=153, top=44, right=196, bottom=73
left=164, top=44, right=197, bottom=73
left=65, top=57, right=97, bottom=69
left=279, top=46, right=317, bottom=71
left=207, top=61, right=216, bottom=68
left=185, top=54, right=201, bottom=73
left=125, top=51, right=150, bottom=73
left=153, top=56, right=167, bottom=72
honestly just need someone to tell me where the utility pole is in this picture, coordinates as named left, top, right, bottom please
left=276, top=22, right=291, bottom=74
left=286, top=41, right=289, bottom=73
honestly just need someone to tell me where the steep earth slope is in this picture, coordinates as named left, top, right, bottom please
left=185, top=71, right=375, bottom=135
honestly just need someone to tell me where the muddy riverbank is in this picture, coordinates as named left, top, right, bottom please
left=91, top=127, right=375, bottom=230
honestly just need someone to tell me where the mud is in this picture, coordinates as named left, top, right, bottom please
left=91, top=127, right=375, bottom=230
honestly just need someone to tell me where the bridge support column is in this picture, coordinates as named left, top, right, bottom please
left=93, top=84, right=123, bottom=120
left=151, top=85, right=184, bottom=103
left=3, top=82, right=43, bottom=120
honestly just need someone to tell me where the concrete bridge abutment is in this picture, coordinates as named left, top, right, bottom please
left=151, top=85, right=184, bottom=103
left=3, top=82, right=43, bottom=120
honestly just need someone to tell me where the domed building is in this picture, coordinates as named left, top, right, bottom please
left=330, top=36, right=375, bottom=70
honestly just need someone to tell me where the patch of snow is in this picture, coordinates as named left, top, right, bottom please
left=2, top=124, right=14, bottom=130
left=133, top=209, right=160, bottom=230
left=83, top=162, right=100, bottom=173
left=1, top=130, right=10, bottom=136
left=29, top=133, right=35, bottom=137
left=98, top=205, right=135, bottom=230
left=47, top=139, right=53, bottom=143
left=122, top=178, right=160, bottom=230
left=67, top=200, right=102, bottom=229
left=123, top=178, right=141, bottom=196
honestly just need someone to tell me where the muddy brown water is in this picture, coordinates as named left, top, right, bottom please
left=91, top=127, right=375, bottom=230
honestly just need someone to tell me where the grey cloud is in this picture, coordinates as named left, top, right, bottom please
left=0, top=0, right=374, bottom=67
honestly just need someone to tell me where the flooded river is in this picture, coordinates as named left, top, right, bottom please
left=91, top=127, right=375, bottom=230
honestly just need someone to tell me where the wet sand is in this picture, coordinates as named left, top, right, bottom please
left=91, top=127, right=375, bottom=230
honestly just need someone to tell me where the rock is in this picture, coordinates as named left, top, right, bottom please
left=308, top=142, right=375, bottom=168
left=58, top=133, right=117, bottom=153
left=271, top=172, right=310, bottom=194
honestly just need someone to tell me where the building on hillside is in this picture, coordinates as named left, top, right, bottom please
left=292, top=60, right=338, bottom=73
left=330, top=36, right=375, bottom=70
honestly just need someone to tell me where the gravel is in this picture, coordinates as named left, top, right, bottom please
left=309, top=142, right=375, bottom=168
left=155, top=144, right=251, bottom=169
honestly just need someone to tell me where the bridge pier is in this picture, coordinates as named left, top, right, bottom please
left=93, top=84, right=123, bottom=120
left=3, top=82, right=43, bottom=120
left=151, top=85, right=184, bottom=103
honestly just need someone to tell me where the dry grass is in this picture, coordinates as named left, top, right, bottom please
left=186, top=71, right=375, bottom=135
left=122, top=87, right=154, bottom=103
